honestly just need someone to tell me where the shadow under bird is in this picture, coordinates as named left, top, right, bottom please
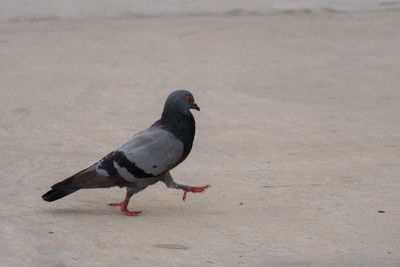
left=42, top=90, right=209, bottom=216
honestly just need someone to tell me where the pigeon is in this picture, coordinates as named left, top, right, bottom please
left=42, top=90, right=209, bottom=216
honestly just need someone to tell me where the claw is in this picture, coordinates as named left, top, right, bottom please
left=123, top=210, right=141, bottom=216
left=109, top=200, right=141, bottom=216
left=183, top=185, right=210, bottom=201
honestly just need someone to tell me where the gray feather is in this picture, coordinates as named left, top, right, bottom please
left=120, top=127, right=183, bottom=176
left=96, top=126, right=184, bottom=182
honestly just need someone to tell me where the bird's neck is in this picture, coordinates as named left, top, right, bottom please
left=159, top=111, right=195, bottom=140
left=157, top=110, right=196, bottom=162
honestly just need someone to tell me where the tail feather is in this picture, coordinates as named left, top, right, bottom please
left=42, top=164, right=130, bottom=202
left=42, top=188, right=79, bottom=202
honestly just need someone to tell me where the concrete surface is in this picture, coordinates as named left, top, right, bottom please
left=1, top=9, right=400, bottom=267
left=0, top=0, right=396, bottom=22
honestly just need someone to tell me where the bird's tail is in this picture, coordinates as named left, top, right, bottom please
left=42, top=188, right=79, bottom=202
left=42, top=164, right=129, bottom=202
left=41, top=165, right=95, bottom=202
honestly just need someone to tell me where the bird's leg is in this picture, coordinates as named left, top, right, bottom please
left=108, top=189, right=141, bottom=216
left=162, top=172, right=209, bottom=201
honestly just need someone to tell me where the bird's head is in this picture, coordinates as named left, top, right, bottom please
left=162, top=90, right=200, bottom=117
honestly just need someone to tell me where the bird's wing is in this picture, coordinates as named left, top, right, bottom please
left=96, top=126, right=184, bottom=182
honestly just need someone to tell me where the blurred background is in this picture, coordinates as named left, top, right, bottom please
left=1, top=1, right=400, bottom=266
left=0, top=0, right=397, bottom=21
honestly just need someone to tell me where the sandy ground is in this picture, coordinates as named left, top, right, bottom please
left=1, top=9, right=400, bottom=267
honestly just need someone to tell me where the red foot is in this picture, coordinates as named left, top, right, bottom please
left=183, top=185, right=209, bottom=201
left=109, top=200, right=141, bottom=216
left=123, top=210, right=141, bottom=216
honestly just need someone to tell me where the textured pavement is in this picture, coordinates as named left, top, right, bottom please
left=1, top=10, right=399, bottom=266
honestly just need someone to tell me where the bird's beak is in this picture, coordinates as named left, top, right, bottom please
left=191, top=101, right=200, bottom=111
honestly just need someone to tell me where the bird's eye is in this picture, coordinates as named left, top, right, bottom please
left=185, top=95, right=191, bottom=101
